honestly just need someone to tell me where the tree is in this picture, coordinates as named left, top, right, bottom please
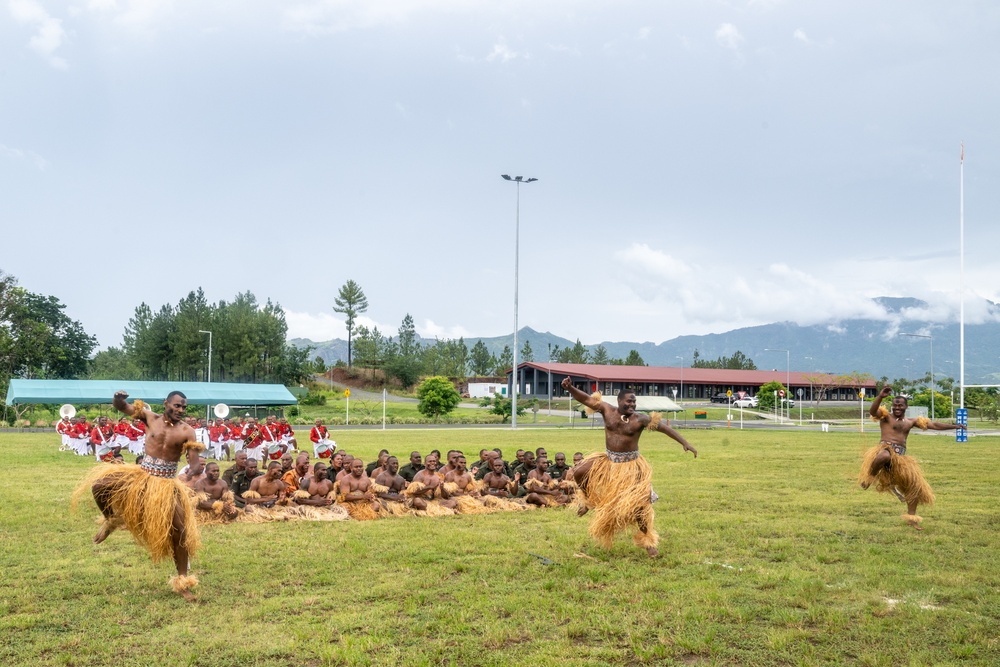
left=468, top=340, right=493, bottom=376
left=333, top=279, right=369, bottom=367
left=591, top=345, right=609, bottom=365
left=485, top=392, right=525, bottom=423
left=556, top=339, right=589, bottom=364
left=353, top=325, right=387, bottom=379
left=692, top=350, right=756, bottom=370
left=493, top=345, right=513, bottom=376
left=520, top=340, right=534, bottom=363
left=624, top=350, right=646, bottom=366
left=416, top=376, right=461, bottom=420
left=756, top=380, right=787, bottom=413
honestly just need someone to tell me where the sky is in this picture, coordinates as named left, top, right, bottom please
left=3, top=0, right=999, bottom=353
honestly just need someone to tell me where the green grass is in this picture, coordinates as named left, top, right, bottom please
left=2, top=428, right=999, bottom=666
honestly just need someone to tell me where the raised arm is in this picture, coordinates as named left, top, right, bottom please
left=561, top=376, right=607, bottom=415
left=870, top=385, right=892, bottom=418
left=113, top=390, right=148, bottom=423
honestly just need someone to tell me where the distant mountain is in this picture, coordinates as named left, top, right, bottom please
left=290, top=298, right=1000, bottom=384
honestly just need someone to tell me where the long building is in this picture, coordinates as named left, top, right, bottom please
left=507, top=362, right=877, bottom=402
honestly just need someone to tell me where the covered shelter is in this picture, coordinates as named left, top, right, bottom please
left=5, top=380, right=297, bottom=408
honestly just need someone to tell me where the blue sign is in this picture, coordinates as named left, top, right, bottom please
left=956, top=408, right=968, bottom=442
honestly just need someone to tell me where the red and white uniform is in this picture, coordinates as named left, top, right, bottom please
left=242, top=422, right=264, bottom=462
left=126, top=420, right=145, bottom=455
left=71, top=421, right=91, bottom=456
left=278, top=421, right=294, bottom=448
left=309, top=424, right=336, bottom=458
left=208, top=421, right=226, bottom=460
left=90, top=423, right=114, bottom=461
left=226, top=422, right=242, bottom=453
left=56, top=418, right=72, bottom=450
left=113, top=420, right=130, bottom=449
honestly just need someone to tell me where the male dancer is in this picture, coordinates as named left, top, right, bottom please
left=561, top=377, right=697, bottom=557
left=74, top=391, right=204, bottom=600
left=860, top=385, right=966, bottom=529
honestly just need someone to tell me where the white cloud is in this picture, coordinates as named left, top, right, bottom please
left=793, top=28, right=811, bottom=44
left=487, top=38, right=519, bottom=63
left=282, top=0, right=472, bottom=35
left=546, top=43, right=580, bottom=56
left=636, top=26, right=651, bottom=40
left=0, top=143, right=49, bottom=169
left=418, top=319, right=471, bottom=340
left=715, top=22, right=744, bottom=51
left=9, top=0, right=69, bottom=69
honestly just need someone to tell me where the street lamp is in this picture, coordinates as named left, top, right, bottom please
left=765, top=348, right=790, bottom=422
left=502, top=174, right=538, bottom=429
left=901, top=332, right=934, bottom=419
left=675, top=355, right=684, bottom=404
left=198, top=330, right=212, bottom=422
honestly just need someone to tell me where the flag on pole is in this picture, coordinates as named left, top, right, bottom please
left=960, top=142, right=964, bottom=163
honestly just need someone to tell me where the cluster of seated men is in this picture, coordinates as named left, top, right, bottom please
left=173, top=445, right=586, bottom=523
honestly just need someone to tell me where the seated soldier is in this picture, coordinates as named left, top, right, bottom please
left=366, top=449, right=390, bottom=477
left=405, top=454, right=456, bottom=512
left=525, top=457, right=569, bottom=507
left=442, top=455, right=487, bottom=513
left=548, top=452, right=570, bottom=481
left=193, top=462, right=238, bottom=521
left=283, top=453, right=311, bottom=494
left=222, top=450, right=248, bottom=488
left=338, top=458, right=382, bottom=520
left=481, top=457, right=522, bottom=510
left=511, top=450, right=536, bottom=497
left=399, top=451, right=424, bottom=483
left=474, top=450, right=500, bottom=481
left=373, top=456, right=409, bottom=515
left=279, top=452, right=294, bottom=476
left=243, top=460, right=289, bottom=508
left=294, top=462, right=335, bottom=507
left=178, top=455, right=208, bottom=489
left=469, top=449, right=490, bottom=477
left=230, top=457, right=260, bottom=509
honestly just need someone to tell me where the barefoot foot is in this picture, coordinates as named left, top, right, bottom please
left=860, top=480, right=870, bottom=490
left=576, top=505, right=590, bottom=517
left=645, top=546, right=659, bottom=557
left=93, top=519, right=117, bottom=544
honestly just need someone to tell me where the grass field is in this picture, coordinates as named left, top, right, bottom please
left=2, top=426, right=998, bottom=666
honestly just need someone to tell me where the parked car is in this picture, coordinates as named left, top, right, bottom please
left=710, top=393, right=731, bottom=403
left=732, top=396, right=758, bottom=409
left=780, top=397, right=795, bottom=408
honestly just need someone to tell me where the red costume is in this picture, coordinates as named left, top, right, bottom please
left=310, top=425, right=328, bottom=444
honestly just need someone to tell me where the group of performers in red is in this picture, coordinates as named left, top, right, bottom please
left=58, top=414, right=146, bottom=459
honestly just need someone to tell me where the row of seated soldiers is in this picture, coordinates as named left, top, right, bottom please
left=174, top=446, right=585, bottom=522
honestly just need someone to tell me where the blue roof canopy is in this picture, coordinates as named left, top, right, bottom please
left=5, top=380, right=297, bottom=406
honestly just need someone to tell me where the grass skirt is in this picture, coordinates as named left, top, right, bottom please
left=576, top=452, right=657, bottom=550
left=859, top=444, right=935, bottom=506
left=72, top=464, right=200, bottom=563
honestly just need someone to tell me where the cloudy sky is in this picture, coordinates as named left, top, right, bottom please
left=4, top=0, right=999, bottom=351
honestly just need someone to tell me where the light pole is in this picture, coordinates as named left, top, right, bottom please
left=765, top=348, right=789, bottom=422
left=901, top=332, right=934, bottom=419
left=502, top=174, right=537, bottom=429
left=675, top=355, right=684, bottom=404
left=198, top=329, right=212, bottom=422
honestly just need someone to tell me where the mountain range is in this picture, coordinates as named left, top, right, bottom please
left=290, top=297, right=1000, bottom=385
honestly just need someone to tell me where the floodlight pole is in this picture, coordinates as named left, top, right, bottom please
left=901, top=332, right=934, bottom=419
left=502, top=174, right=538, bottom=429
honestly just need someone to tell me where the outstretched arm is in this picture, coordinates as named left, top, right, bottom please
left=656, top=422, right=698, bottom=458
left=561, top=376, right=607, bottom=416
left=927, top=420, right=966, bottom=432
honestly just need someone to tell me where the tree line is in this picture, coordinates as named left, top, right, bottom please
left=90, top=288, right=314, bottom=385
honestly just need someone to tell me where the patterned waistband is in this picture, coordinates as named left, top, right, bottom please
left=606, top=449, right=640, bottom=463
left=140, top=455, right=179, bottom=478
left=880, top=441, right=907, bottom=456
